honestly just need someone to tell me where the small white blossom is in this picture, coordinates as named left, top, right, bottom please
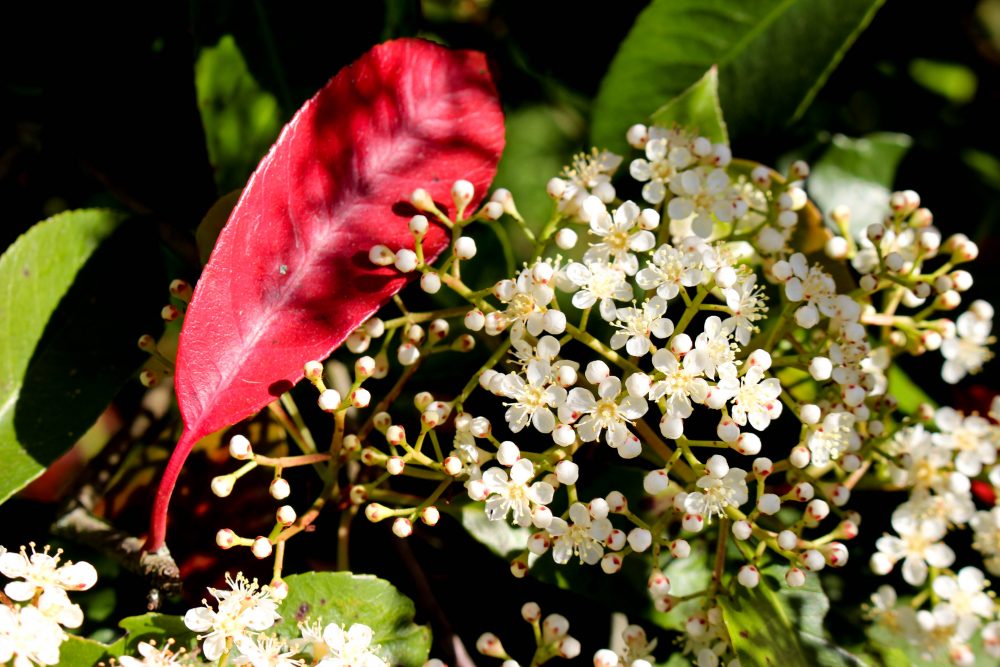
left=183, top=573, right=282, bottom=662
left=584, top=200, right=657, bottom=274
left=500, top=361, right=567, bottom=434
left=684, top=457, right=748, bottom=520
left=317, top=623, right=389, bottom=667
left=666, top=167, right=747, bottom=239
left=806, top=412, right=855, bottom=466
left=636, top=243, right=703, bottom=301
left=548, top=502, right=612, bottom=565
left=564, top=376, right=647, bottom=448
left=873, top=510, right=955, bottom=586
left=565, top=261, right=633, bottom=321
left=932, top=407, right=998, bottom=477
left=610, top=297, right=674, bottom=357
left=482, top=459, right=554, bottom=528
left=721, top=273, right=767, bottom=345
left=941, top=306, right=993, bottom=383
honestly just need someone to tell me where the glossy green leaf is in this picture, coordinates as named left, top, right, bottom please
left=456, top=502, right=531, bottom=559
left=650, top=67, right=728, bottom=145
left=651, top=541, right=712, bottom=632
left=909, top=59, right=977, bottom=105
left=59, top=636, right=112, bottom=666
left=493, top=104, right=581, bottom=231
left=0, top=210, right=161, bottom=503
left=591, top=0, right=885, bottom=152
left=275, top=572, right=431, bottom=667
left=107, top=612, right=198, bottom=658
left=720, top=567, right=866, bottom=666
left=808, top=133, right=913, bottom=239
left=196, top=34, right=282, bottom=192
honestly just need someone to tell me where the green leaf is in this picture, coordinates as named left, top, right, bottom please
left=276, top=572, right=431, bottom=667
left=720, top=567, right=867, bottom=666
left=493, top=104, right=582, bottom=232
left=808, top=133, right=913, bottom=239
left=591, top=0, right=885, bottom=152
left=0, top=210, right=162, bottom=503
left=454, top=502, right=530, bottom=559
left=196, top=34, right=283, bottom=192
left=909, top=59, right=977, bottom=105
left=107, top=613, right=198, bottom=658
left=650, top=540, right=712, bottom=632
left=59, top=635, right=112, bottom=666
left=650, top=67, right=728, bottom=145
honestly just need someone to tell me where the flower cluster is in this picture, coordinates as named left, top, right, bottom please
left=188, top=115, right=1000, bottom=666
left=0, top=543, right=97, bottom=667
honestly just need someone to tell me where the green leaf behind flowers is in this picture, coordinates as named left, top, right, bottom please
left=592, top=0, right=885, bottom=152
left=275, top=572, right=431, bottom=667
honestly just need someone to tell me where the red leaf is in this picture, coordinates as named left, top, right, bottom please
left=147, top=38, right=504, bottom=552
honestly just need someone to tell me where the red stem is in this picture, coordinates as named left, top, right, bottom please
left=145, top=430, right=197, bottom=553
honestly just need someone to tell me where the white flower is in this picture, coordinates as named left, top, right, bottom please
left=806, top=412, right=855, bottom=466
left=721, top=273, right=767, bottom=345
left=317, top=623, right=389, bottom=667
left=687, top=316, right=736, bottom=379
left=0, top=544, right=97, bottom=602
left=716, top=361, right=782, bottom=431
left=649, top=350, right=709, bottom=420
left=873, top=509, right=955, bottom=586
left=500, top=361, right=567, bottom=434
left=636, top=243, right=703, bottom=301
left=666, top=167, right=747, bottom=239
left=496, top=262, right=562, bottom=340
left=629, top=128, right=696, bottom=204
left=931, top=407, right=998, bottom=477
left=584, top=200, right=657, bottom=274
left=482, top=459, right=554, bottom=528
left=610, top=297, right=674, bottom=357
left=940, top=307, right=993, bottom=384
left=683, top=458, right=748, bottom=520
left=774, top=253, right=837, bottom=326
left=183, top=573, right=282, bottom=662
left=0, top=544, right=96, bottom=630
left=548, top=502, right=611, bottom=565
left=233, top=635, right=303, bottom=667
left=565, top=261, right=633, bottom=321
left=556, top=150, right=622, bottom=215
left=118, top=640, right=184, bottom=667
left=970, top=506, right=1000, bottom=576
left=932, top=567, right=993, bottom=626
left=0, top=604, right=65, bottom=667
left=564, top=376, right=647, bottom=447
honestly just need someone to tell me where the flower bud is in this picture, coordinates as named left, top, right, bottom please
left=454, top=236, right=477, bottom=260
left=785, top=567, right=806, bottom=587
left=420, top=506, right=440, bottom=526
left=388, top=247, right=417, bottom=275
left=386, top=456, right=405, bottom=476
left=757, top=493, right=781, bottom=515
left=420, top=272, right=441, bottom=294
left=737, top=565, right=760, bottom=588
left=229, top=434, right=253, bottom=460
left=269, top=478, right=291, bottom=500
left=251, top=537, right=272, bottom=559
left=732, top=520, right=752, bottom=541
left=451, top=180, right=474, bottom=214
left=778, top=530, right=799, bottom=551
left=276, top=505, right=297, bottom=526
left=671, top=539, right=691, bottom=558
left=555, top=228, right=578, bottom=250
left=392, top=517, right=413, bottom=538
left=555, top=460, right=579, bottom=485
left=211, top=475, right=235, bottom=498
left=476, top=633, right=506, bottom=658
left=318, top=389, right=342, bottom=412
left=216, top=528, right=236, bottom=549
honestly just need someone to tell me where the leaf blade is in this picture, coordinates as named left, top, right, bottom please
left=591, top=0, right=885, bottom=152
left=148, top=38, right=504, bottom=550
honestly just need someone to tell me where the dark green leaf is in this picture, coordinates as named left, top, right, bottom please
left=455, top=502, right=530, bottom=559
left=0, top=210, right=162, bottom=503
left=107, top=613, right=199, bottom=658
left=493, top=104, right=582, bottom=232
left=808, top=133, right=913, bottom=239
left=276, top=572, right=431, bottom=667
left=196, top=35, right=282, bottom=192
left=591, top=0, right=885, bottom=152
left=888, top=365, right=936, bottom=416
left=59, top=636, right=111, bottom=666
left=650, top=67, right=728, bottom=145
left=720, top=566, right=868, bottom=666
